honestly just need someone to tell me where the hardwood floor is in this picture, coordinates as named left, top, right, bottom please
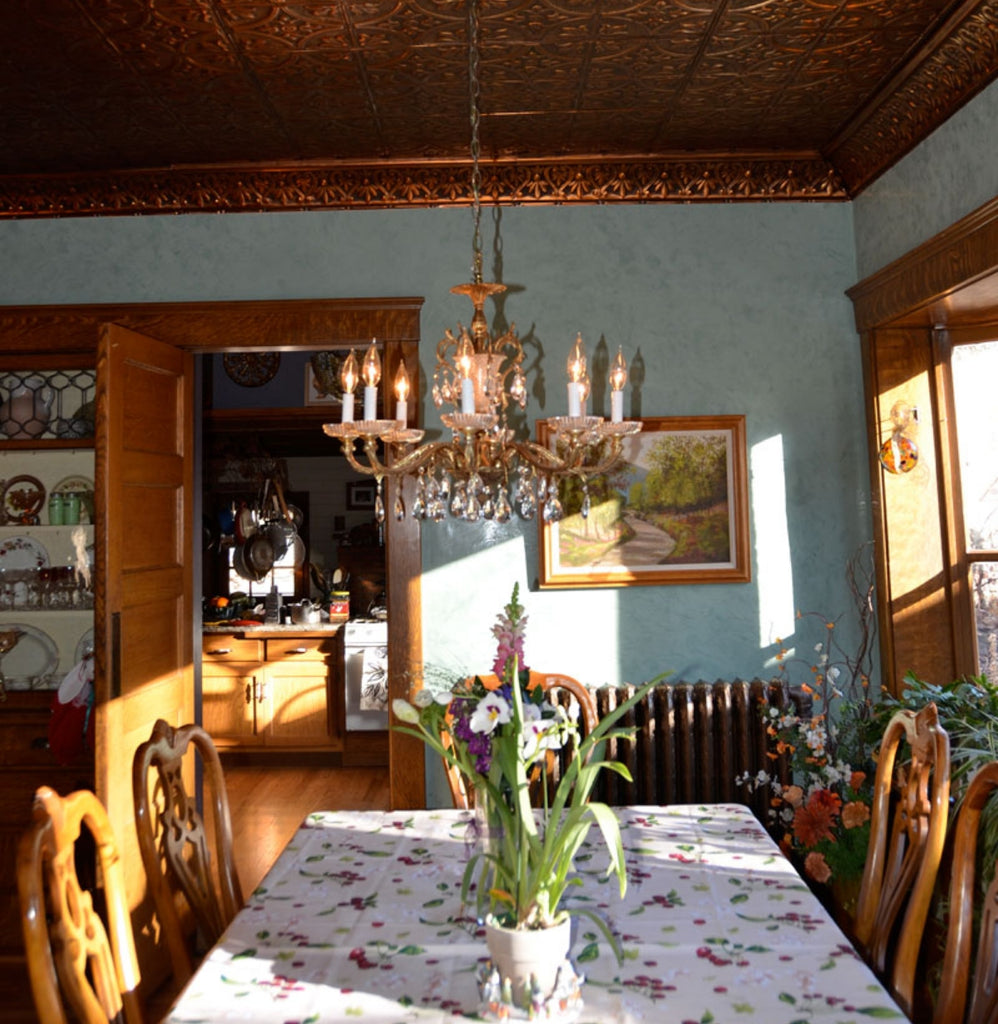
left=224, top=764, right=391, bottom=894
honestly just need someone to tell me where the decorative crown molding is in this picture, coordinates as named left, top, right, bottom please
left=0, top=155, right=847, bottom=219
left=831, top=1, right=998, bottom=194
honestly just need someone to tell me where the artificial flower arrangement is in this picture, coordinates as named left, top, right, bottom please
left=393, top=584, right=662, bottom=940
left=739, top=551, right=878, bottom=891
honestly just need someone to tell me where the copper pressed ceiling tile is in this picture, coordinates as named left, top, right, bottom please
left=0, top=0, right=994, bottom=214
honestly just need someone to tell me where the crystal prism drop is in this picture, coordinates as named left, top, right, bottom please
left=450, top=485, right=467, bottom=518
left=519, top=491, right=537, bottom=520
left=580, top=483, right=591, bottom=519
left=542, top=481, right=563, bottom=523
left=495, top=490, right=512, bottom=523
left=374, top=492, right=386, bottom=524
left=394, top=494, right=405, bottom=521
left=465, top=494, right=481, bottom=522
left=430, top=499, right=447, bottom=522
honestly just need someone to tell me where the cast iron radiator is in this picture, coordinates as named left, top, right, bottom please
left=575, top=679, right=810, bottom=825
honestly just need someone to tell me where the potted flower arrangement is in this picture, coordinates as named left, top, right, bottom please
left=739, top=548, right=878, bottom=919
left=392, top=584, right=663, bottom=1015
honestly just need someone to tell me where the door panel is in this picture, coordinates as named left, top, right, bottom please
left=94, top=322, right=195, bottom=991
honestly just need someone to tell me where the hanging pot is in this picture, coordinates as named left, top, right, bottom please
left=483, top=916, right=580, bottom=1013
left=244, top=533, right=275, bottom=577
left=232, top=541, right=262, bottom=583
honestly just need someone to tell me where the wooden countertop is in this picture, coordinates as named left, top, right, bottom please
left=203, top=622, right=346, bottom=639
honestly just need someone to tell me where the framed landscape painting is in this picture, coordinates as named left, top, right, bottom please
left=537, top=415, right=750, bottom=588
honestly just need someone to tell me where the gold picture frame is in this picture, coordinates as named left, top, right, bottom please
left=537, top=415, right=750, bottom=588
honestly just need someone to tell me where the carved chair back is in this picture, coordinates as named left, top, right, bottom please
left=17, top=785, right=143, bottom=1024
left=854, top=702, right=951, bottom=1018
left=132, top=719, right=243, bottom=986
left=933, top=760, right=998, bottom=1024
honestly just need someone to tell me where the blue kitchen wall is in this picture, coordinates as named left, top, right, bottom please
left=0, top=201, right=870, bottom=693
left=853, top=76, right=998, bottom=280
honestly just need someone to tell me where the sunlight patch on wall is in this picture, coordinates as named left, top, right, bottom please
left=752, top=434, right=795, bottom=666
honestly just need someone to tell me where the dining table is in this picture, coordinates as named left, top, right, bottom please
left=164, top=803, right=906, bottom=1023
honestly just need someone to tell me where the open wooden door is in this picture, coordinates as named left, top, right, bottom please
left=93, top=323, right=195, bottom=987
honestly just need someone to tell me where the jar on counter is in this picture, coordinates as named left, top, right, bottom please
left=48, top=492, right=64, bottom=526
left=64, top=492, right=81, bottom=526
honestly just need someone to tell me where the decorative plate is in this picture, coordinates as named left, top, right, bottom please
left=0, top=534, right=49, bottom=569
left=75, top=627, right=94, bottom=664
left=223, top=353, right=281, bottom=387
left=2, top=474, right=46, bottom=525
left=0, top=623, right=59, bottom=687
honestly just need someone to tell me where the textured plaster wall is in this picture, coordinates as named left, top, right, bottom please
left=853, top=77, right=998, bottom=280
left=0, top=202, right=868, bottom=697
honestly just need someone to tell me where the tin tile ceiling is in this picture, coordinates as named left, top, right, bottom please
left=0, top=0, right=996, bottom=216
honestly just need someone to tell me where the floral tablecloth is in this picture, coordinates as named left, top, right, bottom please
left=165, top=804, right=905, bottom=1023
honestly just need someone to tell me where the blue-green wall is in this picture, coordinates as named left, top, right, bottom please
left=0, top=203, right=869, bottom=696
left=853, top=77, right=998, bottom=279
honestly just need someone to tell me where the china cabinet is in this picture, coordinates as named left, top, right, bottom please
left=0, top=373, right=95, bottom=1001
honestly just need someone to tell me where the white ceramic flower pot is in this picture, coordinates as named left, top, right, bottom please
left=484, top=915, right=571, bottom=1009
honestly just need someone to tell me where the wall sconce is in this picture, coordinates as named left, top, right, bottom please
left=879, top=400, right=919, bottom=474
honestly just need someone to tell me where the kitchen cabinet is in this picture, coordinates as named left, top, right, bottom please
left=201, top=631, right=342, bottom=751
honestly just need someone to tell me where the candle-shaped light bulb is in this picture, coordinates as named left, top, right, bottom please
left=394, top=358, right=410, bottom=424
left=362, top=341, right=381, bottom=388
left=362, top=339, right=381, bottom=420
left=609, top=345, right=627, bottom=423
left=578, top=371, right=591, bottom=412
left=456, top=329, right=476, bottom=413
left=567, top=332, right=586, bottom=382
left=566, top=332, right=586, bottom=417
left=340, top=349, right=358, bottom=423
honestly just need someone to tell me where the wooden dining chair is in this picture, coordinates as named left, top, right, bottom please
left=441, top=671, right=597, bottom=809
left=131, top=718, right=243, bottom=987
left=17, top=785, right=144, bottom=1024
left=854, top=702, right=951, bottom=1019
left=932, top=760, right=998, bottom=1024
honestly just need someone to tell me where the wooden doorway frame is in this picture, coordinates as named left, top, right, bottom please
left=848, top=198, right=998, bottom=690
left=0, top=296, right=427, bottom=809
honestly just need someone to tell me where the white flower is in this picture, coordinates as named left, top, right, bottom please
left=469, top=691, right=511, bottom=735
left=392, top=698, right=420, bottom=724
left=413, top=688, right=435, bottom=708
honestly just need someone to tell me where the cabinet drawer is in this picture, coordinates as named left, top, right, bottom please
left=266, top=637, right=337, bottom=662
left=202, top=636, right=262, bottom=661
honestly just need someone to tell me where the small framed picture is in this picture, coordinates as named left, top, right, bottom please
left=346, top=480, right=377, bottom=511
left=305, top=360, right=342, bottom=406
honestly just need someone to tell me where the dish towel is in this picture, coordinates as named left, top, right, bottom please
left=48, top=654, right=95, bottom=765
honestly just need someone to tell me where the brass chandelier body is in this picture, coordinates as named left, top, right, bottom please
left=322, top=0, right=639, bottom=525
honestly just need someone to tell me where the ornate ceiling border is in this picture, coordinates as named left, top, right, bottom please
left=831, top=0, right=998, bottom=194
left=0, top=154, right=846, bottom=219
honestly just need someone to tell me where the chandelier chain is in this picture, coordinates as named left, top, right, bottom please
left=468, top=0, right=483, bottom=284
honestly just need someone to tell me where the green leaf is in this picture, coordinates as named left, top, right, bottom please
left=854, top=1008, right=905, bottom=1018
left=230, top=947, right=257, bottom=960
left=779, top=992, right=797, bottom=1005
left=576, top=941, right=600, bottom=962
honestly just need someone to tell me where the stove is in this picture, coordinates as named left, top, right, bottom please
left=342, top=618, right=388, bottom=731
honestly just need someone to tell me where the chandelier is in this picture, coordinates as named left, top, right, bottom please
left=322, top=0, right=639, bottom=525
